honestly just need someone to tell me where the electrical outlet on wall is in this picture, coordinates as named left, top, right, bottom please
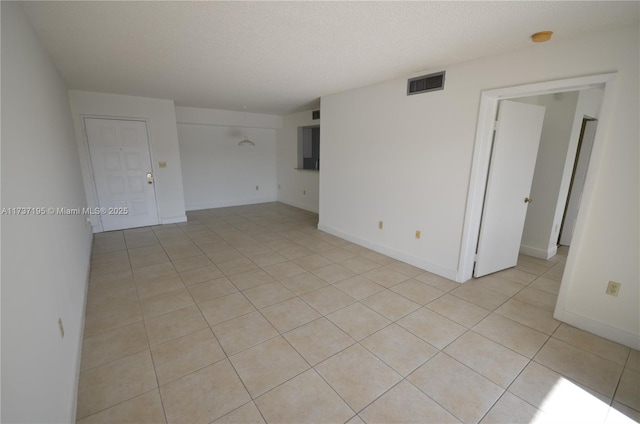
left=606, top=281, right=621, bottom=297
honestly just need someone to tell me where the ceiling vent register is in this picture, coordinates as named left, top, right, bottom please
left=407, top=71, right=445, bottom=95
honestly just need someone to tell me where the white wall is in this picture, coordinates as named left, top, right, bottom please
left=176, top=107, right=281, bottom=210
left=277, top=109, right=321, bottom=213
left=518, top=92, right=579, bottom=259
left=68, top=91, right=187, bottom=229
left=1, top=3, right=93, bottom=422
left=320, top=24, right=639, bottom=347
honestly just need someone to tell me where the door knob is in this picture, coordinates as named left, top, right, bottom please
left=146, top=173, right=153, bottom=178
left=524, top=197, right=533, bottom=203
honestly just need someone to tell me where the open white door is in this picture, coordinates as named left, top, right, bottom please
left=85, top=118, right=159, bottom=231
left=474, top=100, right=546, bottom=277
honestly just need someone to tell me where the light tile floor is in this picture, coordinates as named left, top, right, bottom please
left=77, top=202, right=639, bottom=424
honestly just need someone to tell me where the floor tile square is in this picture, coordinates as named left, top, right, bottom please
left=151, top=328, right=226, bottom=385
left=76, top=350, right=157, bottom=420
left=390, top=279, right=446, bottom=305
left=299, top=285, right=355, bottom=315
left=614, top=368, right=640, bottom=411
left=217, top=258, right=258, bottom=275
left=140, top=288, right=195, bottom=318
left=77, top=389, right=166, bottom=424
left=228, top=269, right=274, bottom=291
left=361, top=324, right=438, bottom=376
left=199, top=292, right=256, bottom=326
left=385, top=261, right=423, bottom=277
left=495, top=299, right=560, bottom=335
left=132, top=262, right=176, bottom=281
left=534, top=338, right=624, bottom=398
left=283, top=318, right=355, bottom=366
left=480, top=391, right=546, bottom=424
left=160, top=360, right=250, bottom=424
left=408, top=352, right=504, bottom=423
left=333, top=276, right=385, bottom=300
left=212, top=311, right=278, bottom=355
left=553, top=323, right=630, bottom=366
left=338, top=256, right=381, bottom=273
left=513, top=286, right=557, bottom=312
left=213, top=402, right=265, bottom=424
left=327, top=302, right=391, bottom=341
left=361, top=267, right=409, bottom=288
left=242, top=281, right=294, bottom=309
left=230, top=336, right=309, bottom=397
left=473, top=274, right=526, bottom=297
left=261, top=297, right=321, bottom=333
left=444, top=331, right=529, bottom=388
left=426, top=294, right=491, bottom=328
left=145, top=304, right=207, bottom=347
left=187, top=277, right=238, bottom=304
left=359, top=381, right=460, bottom=423
left=361, top=290, right=420, bottom=321
left=473, top=313, right=549, bottom=358
left=397, top=308, right=466, bottom=349
left=312, top=263, right=356, bottom=284
left=248, top=251, right=288, bottom=267
left=135, top=273, right=185, bottom=300
left=255, top=369, right=354, bottom=423
left=529, top=276, right=561, bottom=295
left=294, top=253, right=334, bottom=271
left=509, top=361, right=610, bottom=423
left=178, top=264, right=223, bottom=285
left=279, top=272, right=329, bottom=295
left=80, top=321, right=148, bottom=371
left=315, top=344, right=402, bottom=412
left=414, top=272, right=460, bottom=292
left=262, top=261, right=307, bottom=279
left=450, top=284, right=509, bottom=311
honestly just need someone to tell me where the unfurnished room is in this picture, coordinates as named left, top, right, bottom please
left=1, top=1, right=639, bottom=423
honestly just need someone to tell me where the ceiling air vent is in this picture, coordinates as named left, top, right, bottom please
left=407, top=71, right=445, bottom=95
left=312, top=110, right=320, bottom=120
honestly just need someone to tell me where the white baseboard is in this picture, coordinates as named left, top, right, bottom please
left=554, top=307, right=640, bottom=350
left=520, top=244, right=558, bottom=260
left=185, top=197, right=277, bottom=212
left=277, top=197, right=319, bottom=214
left=160, top=214, right=188, bottom=224
left=317, top=222, right=459, bottom=282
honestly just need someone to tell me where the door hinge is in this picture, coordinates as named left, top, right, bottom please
left=493, top=121, right=499, bottom=131
left=474, top=253, right=479, bottom=262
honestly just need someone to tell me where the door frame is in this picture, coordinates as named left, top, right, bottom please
left=457, top=72, right=616, bottom=282
left=82, top=115, right=160, bottom=233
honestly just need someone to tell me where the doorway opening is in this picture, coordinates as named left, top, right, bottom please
left=558, top=117, right=598, bottom=246
left=458, top=73, right=616, bottom=283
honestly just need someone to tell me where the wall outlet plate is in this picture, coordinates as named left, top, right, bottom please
left=606, top=281, right=621, bottom=297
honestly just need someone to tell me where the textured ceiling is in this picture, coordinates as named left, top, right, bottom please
left=20, top=1, right=639, bottom=115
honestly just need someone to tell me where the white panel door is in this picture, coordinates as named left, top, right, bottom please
left=474, top=100, right=546, bottom=277
left=85, top=118, right=158, bottom=231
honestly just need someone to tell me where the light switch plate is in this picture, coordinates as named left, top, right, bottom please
left=159, top=161, right=167, bottom=168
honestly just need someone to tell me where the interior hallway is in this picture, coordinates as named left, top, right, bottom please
left=78, top=202, right=639, bottom=423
